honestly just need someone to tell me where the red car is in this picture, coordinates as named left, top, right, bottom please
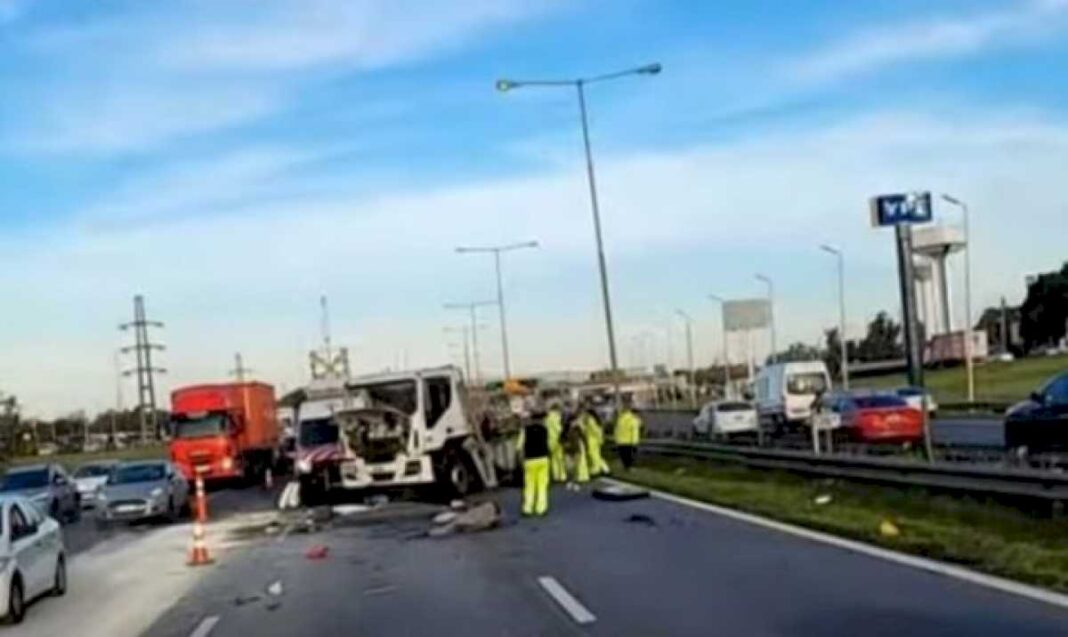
left=827, top=392, right=923, bottom=444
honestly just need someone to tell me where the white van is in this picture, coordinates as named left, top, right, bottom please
left=753, top=361, right=832, bottom=429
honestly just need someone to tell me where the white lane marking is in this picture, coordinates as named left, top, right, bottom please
left=605, top=478, right=1068, bottom=611
left=189, top=615, right=220, bottom=637
left=538, top=576, right=596, bottom=625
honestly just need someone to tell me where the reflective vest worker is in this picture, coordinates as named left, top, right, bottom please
left=517, top=414, right=550, bottom=516
left=615, top=406, right=643, bottom=470
left=545, top=406, right=567, bottom=483
left=581, top=409, right=610, bottom=477
left=563, top=419, right=590, bottom=488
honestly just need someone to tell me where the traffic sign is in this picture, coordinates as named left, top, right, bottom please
left=869, top=192, right=933, bottom=227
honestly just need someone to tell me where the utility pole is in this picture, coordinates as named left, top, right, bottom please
left=755, top=274, right=777, bottom=363
left=120, top=295, right=166, bottom=444
left=445, top=300, right=496, bottom=386
left=708, top=294, right=731, bottom=398
left=676, top=310, right=697, bottom=408
left=444, top=326, right=473, bottom=381
left=820, top=245, right=850, bottom=389
left=230, top=353, right=252, bottom=382
left=309, top=295, right=351, bottom=381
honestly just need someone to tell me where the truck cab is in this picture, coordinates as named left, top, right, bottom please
left=754, top=361, right=832, bottom=431
left=293, top=366, right=496, bottom=500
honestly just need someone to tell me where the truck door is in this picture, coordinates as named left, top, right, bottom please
left=422, top=375, right=455, bottom=449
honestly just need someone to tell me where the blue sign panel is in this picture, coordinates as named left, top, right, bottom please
left=869, top=192, right=933, bottom=227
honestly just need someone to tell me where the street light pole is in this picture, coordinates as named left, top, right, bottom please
left=456, top=241, right=538, bottom=381
left=820, top=245, right=850, bottom=390
left=708, top=294, right=730, bottom=397
left=496, top=63, right=661, bottom=409
left=675, top=310, right=697, bottom=409
left=755, top=274, right=777, bottom=364
left=444, top=301, right=496, bottom=386
left=941, top=194, right=975, bottom=404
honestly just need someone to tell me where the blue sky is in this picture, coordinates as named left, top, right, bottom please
left=1, top=0, right=1067, bottom=416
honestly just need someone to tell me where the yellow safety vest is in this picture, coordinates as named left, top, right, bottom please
left=615, top=410, right=642, bottom=445
left=581, top=414, right=603, bottom=445
left=545, top=410, right=562, bottom=447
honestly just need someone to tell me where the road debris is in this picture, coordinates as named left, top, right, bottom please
left=624, top=513, right=658, bottom=527
left=879, top=519, right=901, bottom=538
left=450, top=499, right=467, bottom=510
left=814, top=494, right=833, bottom=506
left=428, top=500, right=502, bottom=537
left=277, top=481, right=301, bottom=510
left=305, top=544, right=330, bottom=559
left=592, top=484, right=650, bottom=502
left=363, top=585, right=398, bottom=596
left=332, top=504, right=371, bottom=516
left=267, top=580, right=284, bottom=596
left=232, top=595, right=261, bottom=607
left=432, top=510, right=459, bottom=525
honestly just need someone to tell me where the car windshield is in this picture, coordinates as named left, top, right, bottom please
left=75, top=464, right=113, bottom=478
left=786, top=373, right=828, bottom=395
left=111, top=464, right=166, bottom=484
left=173, top=414, right=227, bottom=439
left=716, top=402, right=752, bottom=412
left=855, top=395, right=908, bottom=409
left=299, top=418, right=339, bottom=447
left=0, top=468, right=48, bottom=491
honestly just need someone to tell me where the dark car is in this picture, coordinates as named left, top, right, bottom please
left=0, top=463, right=81, bottom=523
left=1004, top=371, right=1068, bottom=454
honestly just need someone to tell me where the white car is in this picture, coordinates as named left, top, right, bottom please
left=693, top=400, right=759, bottom=438
left=1, top=495, right=67, bottom=624
left=73, top=461, right=117, bottom=509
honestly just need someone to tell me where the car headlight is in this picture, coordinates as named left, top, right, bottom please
left=296, top=458, right=312, bottom=474
left=221, top=457, right=234, bottom=471
left=150, top=487, right=164, bottom=498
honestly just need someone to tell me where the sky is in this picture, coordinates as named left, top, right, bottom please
left=1, top=0, right=1067, bottom=417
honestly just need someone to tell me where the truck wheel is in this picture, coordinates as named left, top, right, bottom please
left=436, top=448, right=476, bottom=499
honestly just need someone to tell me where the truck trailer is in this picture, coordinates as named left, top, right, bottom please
left=169, top=382, right=280, bottom=483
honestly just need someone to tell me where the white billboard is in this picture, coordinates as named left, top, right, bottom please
left=723, top=299, right=771, bottom=332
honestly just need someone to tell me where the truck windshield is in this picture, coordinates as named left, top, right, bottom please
left=173, top=414, right=227, bottom=439
left=348, top=380, right=417, bottom=415
left=786, top=373, right=828, bottom=396
left=299, top=418, right=339, bottom=446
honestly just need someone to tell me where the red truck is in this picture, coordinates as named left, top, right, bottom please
left=169, top=382, right=280, bottom=482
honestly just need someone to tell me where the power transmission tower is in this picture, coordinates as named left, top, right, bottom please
left=309, top=295, right=351, bottom=380
left=230, top=352, right=253, bottom=382
left=120, top=295, right=166, bottom=444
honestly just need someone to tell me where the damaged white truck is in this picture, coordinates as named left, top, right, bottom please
left=291, top=366, right=499, bottom=503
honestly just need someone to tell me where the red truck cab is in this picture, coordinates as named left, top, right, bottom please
left=170, top=382, right=279, bottom=482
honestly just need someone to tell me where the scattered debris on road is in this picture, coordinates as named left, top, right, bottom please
left=814, top=493, right=833, bottom=506
left=432, top=510, right=459, bottom=525
left=277, top=480, right=301, bottom=510
left=232, top=594, right=261, bottom=607
left=592, top=483, right=650, bottom=502
left=879, top=519, right=901, bottom=538
left=267, top=580, right=284, bottom=596
left=332, top=504, right=371, bottom=516
left=305, top=544, right=330, bottom=559
left=624, top=513, right=658, bottom=527
left=428, top=500, right=503, bottom=537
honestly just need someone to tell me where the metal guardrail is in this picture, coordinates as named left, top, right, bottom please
left=641, top=439, right=1068, bottom=502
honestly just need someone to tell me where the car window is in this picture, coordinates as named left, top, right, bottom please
left=111, top=464, right=166, bottom=484
left=75, top=464, right=113, bottom=478
left=854, top=395, right=908, bottom=408
left=1043, top=374, right=1068, bottom=404
left=424, top=376, right=452, bottom=429
left=21, top=499, right=44, bottom=526
left=0, top=468, right=49, bottom=491
left=9, top=503, right=32, bottom=540
left=716, top=402, right=751, bottom=412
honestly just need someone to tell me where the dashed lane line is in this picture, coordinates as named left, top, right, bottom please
left=189, top=615, right=220, bottom=637
left=538, top=576, right=597, bottom=625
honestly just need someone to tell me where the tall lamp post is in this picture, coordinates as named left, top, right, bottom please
left=941, top=194, right=975, bottom=404
left=755, top=274, right=777, bottom=364
left=456, top=241, right=538, bottom=381
left=675, top=309, right=696, bottom=408
left=496, top=63, right=662, bottom=407
left=819, top=244, right=850, bottom=389
left=708, top=294, right=731, bottom=396
left=444, top=300, right=496, bottom=386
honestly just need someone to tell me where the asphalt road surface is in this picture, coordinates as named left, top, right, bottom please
left=141, top=486, right=1068, bottom=637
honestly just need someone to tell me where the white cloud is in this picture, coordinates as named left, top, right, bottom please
left=3, top=108, right=1068, bottom=417
left=788, top=0, right=1068, bottom=84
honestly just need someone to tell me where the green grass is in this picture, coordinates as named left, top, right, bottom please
left=855, top=353, right=1068, bottom=406
left=3, top=445, right=168, bottom=473
left=617, top=455, right=1068, bottom=593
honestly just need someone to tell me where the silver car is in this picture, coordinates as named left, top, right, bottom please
left=0, top=464, right=80, bottom=524
left=98, top=461, right=190, bottom=524
left=73, top=460, right=118, bottom=509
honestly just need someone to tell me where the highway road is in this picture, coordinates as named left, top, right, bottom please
left=644, top=410, right=1005, bottom=448
left=138, top=485, right=1068, bottom=637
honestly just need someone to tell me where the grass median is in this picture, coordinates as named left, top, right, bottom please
left=3, top=445, right=168, bottom=472
left=613, top=454, right=1068, bottom=593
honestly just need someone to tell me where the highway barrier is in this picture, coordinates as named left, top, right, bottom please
left=640, top=439, right=1068, bottom=503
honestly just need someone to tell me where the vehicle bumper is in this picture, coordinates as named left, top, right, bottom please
left=101, top=499, right=166, bottom=521
left=176, top=461, right=242, bottom=481
left=336, top=456, right=434, bottom=489
left=78, top=490, right=101, bottom=508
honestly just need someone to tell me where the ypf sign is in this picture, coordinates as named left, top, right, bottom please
left=869, top=192, right=932, bottom=227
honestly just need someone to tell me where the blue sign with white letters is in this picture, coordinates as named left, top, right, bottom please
left=869, top=192, right=933, bottom=227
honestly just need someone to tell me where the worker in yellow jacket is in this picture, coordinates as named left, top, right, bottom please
left=580, top=406, right=610, bottom=477
left=614, top=404, right=643, bottom=470
left=517, top=410, right=550, bottom=516
left=563, top=418, right=589, bottom=489
left=545, top=404, right=566, bottom=482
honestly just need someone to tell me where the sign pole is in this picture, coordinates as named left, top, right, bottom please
left=894, top=222, right=933, bottom=462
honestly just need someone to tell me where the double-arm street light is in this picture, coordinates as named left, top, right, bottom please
left=456, top=241, right=538, bottom=381
left=496, top=63, right=662, bottom=406
left=708, top=294, right=731, bottom=394
left=940, top=193, right=975, bottom=404
left=819, top=244, right=850, bottom=389
left=755, top=274, right=777, bottom=364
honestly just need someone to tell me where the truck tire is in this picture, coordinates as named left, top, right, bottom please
left=435, top=447, right=479, bottom=499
